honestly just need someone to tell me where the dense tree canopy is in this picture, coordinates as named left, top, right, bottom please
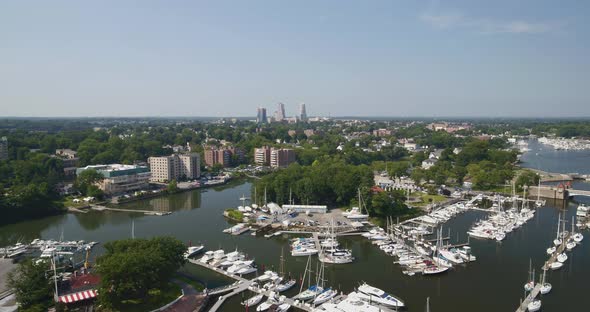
left=97, top=237, right=186, bottom=309
left=8, top=260, right=53, bottom=312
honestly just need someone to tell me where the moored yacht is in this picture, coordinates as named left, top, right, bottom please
left=356, top=283, right=405, bottom=308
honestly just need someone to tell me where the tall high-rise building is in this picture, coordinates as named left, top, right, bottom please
left=256, top=107, right=267, bottom=124
left=270, top=148, right=296, bottom=168
left=299, top=103, right=307, bottom=122
left=275, top=103, right=286, bottom=121
left=0, top=137, right=8, bottom=161
left=254, top=146, right=272, bottom=166
left=148, top=153, right=200, bottom=182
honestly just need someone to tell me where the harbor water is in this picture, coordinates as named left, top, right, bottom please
left=1, top=143, right=590, bottom=311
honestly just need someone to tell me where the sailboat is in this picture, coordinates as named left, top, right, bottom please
left=535, top=179, right=543, bottom=207
left=319, top=219, right=354, bottom=264
left=573, top=219, right=584, bottom=243
left=242, top=294, right=264, bottom=307
left=275, top=248, right=296, bottom=292
left=523, top=259, right=534, bottom=292
left=540, top=268, right=552, bottom=295
left=553, top=215, right=562, bottom=246
left=344, top=189, right=369, bottom=220
left=294, top=256, right=324, bottom=301
left=312, top=262, right=337, bottom=305
left=527, top=298, right=541, bottom=312
left=566, top=216, right=577, bottom=250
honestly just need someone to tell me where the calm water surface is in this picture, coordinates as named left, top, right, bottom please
left=1, top=145, right=590, bottom=311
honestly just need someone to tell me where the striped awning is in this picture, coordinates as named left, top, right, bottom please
left=59, top=289, right=98, bottom=303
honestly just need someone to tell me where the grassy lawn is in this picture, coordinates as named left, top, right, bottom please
left=62, top=196, right=90, bottom=208
left=114, top=282, right=182, bottom=312
left=174, top=273, right=205, bottom=291
left=413, top=193, right=447, bottom=207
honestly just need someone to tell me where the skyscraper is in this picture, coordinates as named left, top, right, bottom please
left=256, top=107, right=267, bottom=124
left=275, top=102, right=286, bottom=121
left=299, top=103, right=307, bottom=122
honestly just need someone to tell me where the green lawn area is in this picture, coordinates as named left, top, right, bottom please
left=174, top=273, right=205, bottom=291
left=114, top=282, right=182, bottom=312
left=413, top=193, right=447, bottom=207
left=62, top=196, right=90, bottom=208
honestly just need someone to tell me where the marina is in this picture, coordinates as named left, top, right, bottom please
left=1, top=141, right=590, bottom=311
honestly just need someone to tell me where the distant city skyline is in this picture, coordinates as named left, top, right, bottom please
left=0, top=1, right=589, bottom=118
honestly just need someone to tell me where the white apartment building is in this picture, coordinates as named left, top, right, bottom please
left=148, top=153, right=200, bottom=182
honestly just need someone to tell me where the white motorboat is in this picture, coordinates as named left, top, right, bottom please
left=422, top=265, right=449, bottom=275
left=357, top=283, right=405, bottom=308
left=291, top=247, right=319, bottom=257
left=566, top=240, right=576, bottom=250
left=227, top=260, right=255, bottom=273
left=255, top=270, right=278, bottom=282
left=557, top=253, right=568, bottom=263
left=527, top=299, right=541, bottom=312
left=242, top=294, right=264, bottom=307
left=550, top=262, right=563, bottom=270
left=540, top=283, right=552, bottom=295
left=184, top=245, right=205, bottom=258
left=236, top=266, right=257, bottom=275
left=274, top=303, right=291, bottom=312
left=331, top=292, right=395, bottom=312
left=275, top=279, right=296, bottom=292
left=256, top=300, right=274, bottom=312
left=199, top=251, right=215, bottom=263
left=573, top=232, right=584, bottom=243
left=546, top=246, right=556, bottom=255
left=313, top=288, right=337, bottom=305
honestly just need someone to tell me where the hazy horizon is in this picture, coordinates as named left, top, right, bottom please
left=1, top=1, right=588, bottom=118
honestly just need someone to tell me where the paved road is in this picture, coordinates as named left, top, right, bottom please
left=162, top=280, right=207, bottom=312
left=0, top=259, right=16, bottom=294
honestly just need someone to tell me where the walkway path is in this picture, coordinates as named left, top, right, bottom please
left=162, top=280, right=207, bottom=312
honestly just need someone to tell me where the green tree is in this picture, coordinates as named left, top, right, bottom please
left=74, top=169, right=104, bottom=197
left=167, top=179, right=179, bottom=193
left=97, top=237, right=186, bottom=309
left=7, top=260, right=53, bottom=312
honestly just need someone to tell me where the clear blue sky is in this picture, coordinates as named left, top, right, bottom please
left=0, top=0, right=588, bottom=117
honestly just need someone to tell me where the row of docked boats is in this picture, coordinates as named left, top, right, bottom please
left=545, top=215, right=583, bottom=270
left=414, top=201, right=472, bottom=226
left=198, top=248, right=258, bottom=275
left=1, top=239, right=99, bottom=260
left=468, top=191, right=536, bottom=242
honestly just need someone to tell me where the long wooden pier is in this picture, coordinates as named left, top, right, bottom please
left=516, top=283, right=541, bottom=312
left=188, top=258, right=314, bottom=312
left=90, top=205, right=162, bottom=215
left=542, top=233, right=571, bottom=271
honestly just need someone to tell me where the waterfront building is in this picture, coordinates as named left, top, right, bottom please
left=270, top=148, right=296, bottom=168
left=299, top=103, right=307, bottom=122
left=204, top=147, right=243, bottom=167
left=148, top=153, right=200, bottom=182
left=256, top=107, right=268, bottom=124
left=0, top=136, right=8, bottom=160
left=76, top=164, right=151, bottom=195
left=55, top=149, right=80, bottom=177
left=254, top=146, right=272, bottom=166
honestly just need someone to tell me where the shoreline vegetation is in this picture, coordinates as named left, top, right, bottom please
left=1, top=118, right=586, bottom=228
